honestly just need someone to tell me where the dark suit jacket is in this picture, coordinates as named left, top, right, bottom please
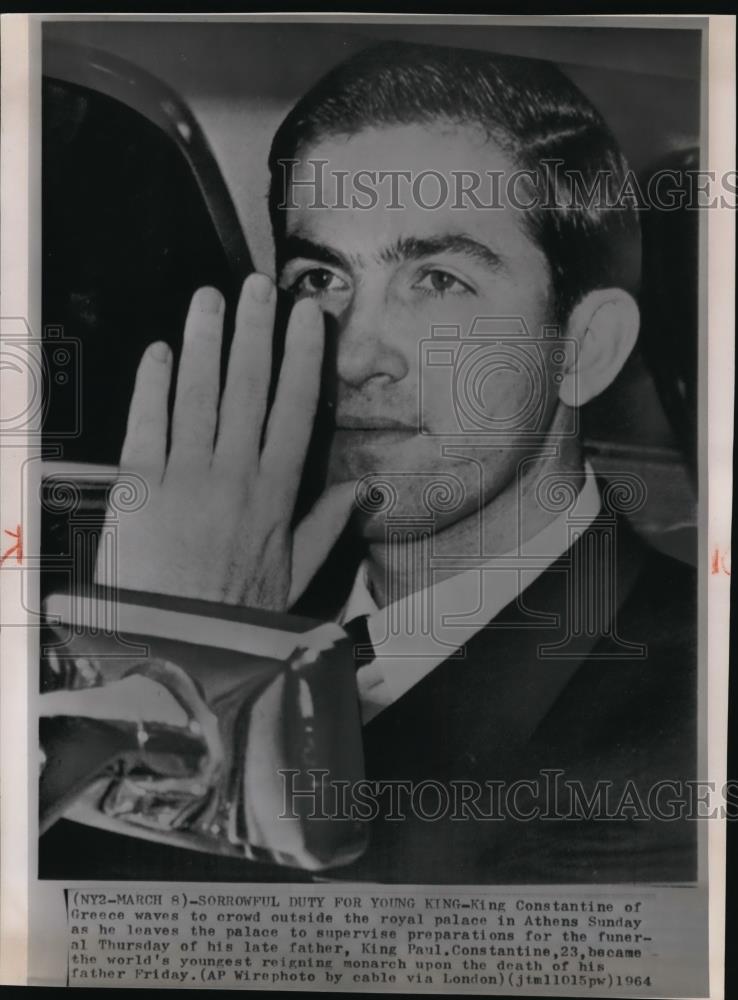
left=333, top=512, right=698, bottom=884
left=39, top=515, right=697, bottom=884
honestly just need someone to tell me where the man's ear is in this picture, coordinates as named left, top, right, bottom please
left=558, top=289, right=640, bottom=407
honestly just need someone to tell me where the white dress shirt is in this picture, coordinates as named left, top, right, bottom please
left=339, top=466, right=601, bottom=723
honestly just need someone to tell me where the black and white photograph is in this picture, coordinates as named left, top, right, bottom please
left=0, top=12, right=733, bottom=996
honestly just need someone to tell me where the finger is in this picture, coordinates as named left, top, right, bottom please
left=289, top=481, right=356, bottom=605
left=120, top=341, right=172, bottom=478
left=258, top=297, right=325, bottom=513
left=213, top=273, right=275, bottom=472
left=168, top=286, right=224, bottom=468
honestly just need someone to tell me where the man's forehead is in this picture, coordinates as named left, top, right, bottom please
left=277, top=121, right=540, bottom=258
left=289, top=120, right=514, bottom=185
left=280, top=147, right=542, bottom=268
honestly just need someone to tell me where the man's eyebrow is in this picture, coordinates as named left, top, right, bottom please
left=380, top=235, right=504, bottom=271
left=278, top=233, right=504, bottom=272
left=279, top=235, right=351, bottom=270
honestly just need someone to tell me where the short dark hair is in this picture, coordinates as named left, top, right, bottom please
left=268, top=41, right=641, bottom=322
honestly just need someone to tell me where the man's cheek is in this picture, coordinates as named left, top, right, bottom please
left=421, top=365, right=538, bottom=436
left=482, top=373, right=540, bottom=430
left=419, top=363, right=461, bottom=434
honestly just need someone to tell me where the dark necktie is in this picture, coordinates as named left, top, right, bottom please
left=343, top=614, right=375, bottom=670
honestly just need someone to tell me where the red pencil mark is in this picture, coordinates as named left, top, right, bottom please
left=0, top=524, right=23, bottom=566
left=711, top=547, right=731, bottom=576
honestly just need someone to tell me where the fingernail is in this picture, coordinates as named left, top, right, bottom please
left=198, top=286, right=224, bottom=314
left=248, top=272, right=274, bottom=303
left=149, top=341, right=170, bottom=363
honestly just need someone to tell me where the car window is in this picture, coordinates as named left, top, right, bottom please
left=42, top=75, right=245, bottom=466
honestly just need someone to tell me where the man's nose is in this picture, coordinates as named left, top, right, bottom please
left=334, top=287, right=409, bottom=388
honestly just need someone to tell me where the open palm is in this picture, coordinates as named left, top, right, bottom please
left=95, top=274, right=355, bottom=610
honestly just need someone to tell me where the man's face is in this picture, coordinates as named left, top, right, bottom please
left=277, top=122, right=568, bottom=539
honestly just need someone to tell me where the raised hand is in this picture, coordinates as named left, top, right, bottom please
left=95, top=273, right=355, bottom=610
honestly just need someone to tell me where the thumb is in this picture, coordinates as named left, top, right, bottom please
left=289, top=481, right=356, bottom=605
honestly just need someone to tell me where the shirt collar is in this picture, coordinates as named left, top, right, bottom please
left=340, top=463, right=600, bottom=626
left=340, top=464, right=601, bottom=714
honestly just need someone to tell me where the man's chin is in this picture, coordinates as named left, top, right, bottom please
left=326, top=436, right=418, bottom=485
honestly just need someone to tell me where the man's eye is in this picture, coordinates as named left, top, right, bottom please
left=290, top=268, right=349, bottom=297
left=414, top=269, right=473, bottom=296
